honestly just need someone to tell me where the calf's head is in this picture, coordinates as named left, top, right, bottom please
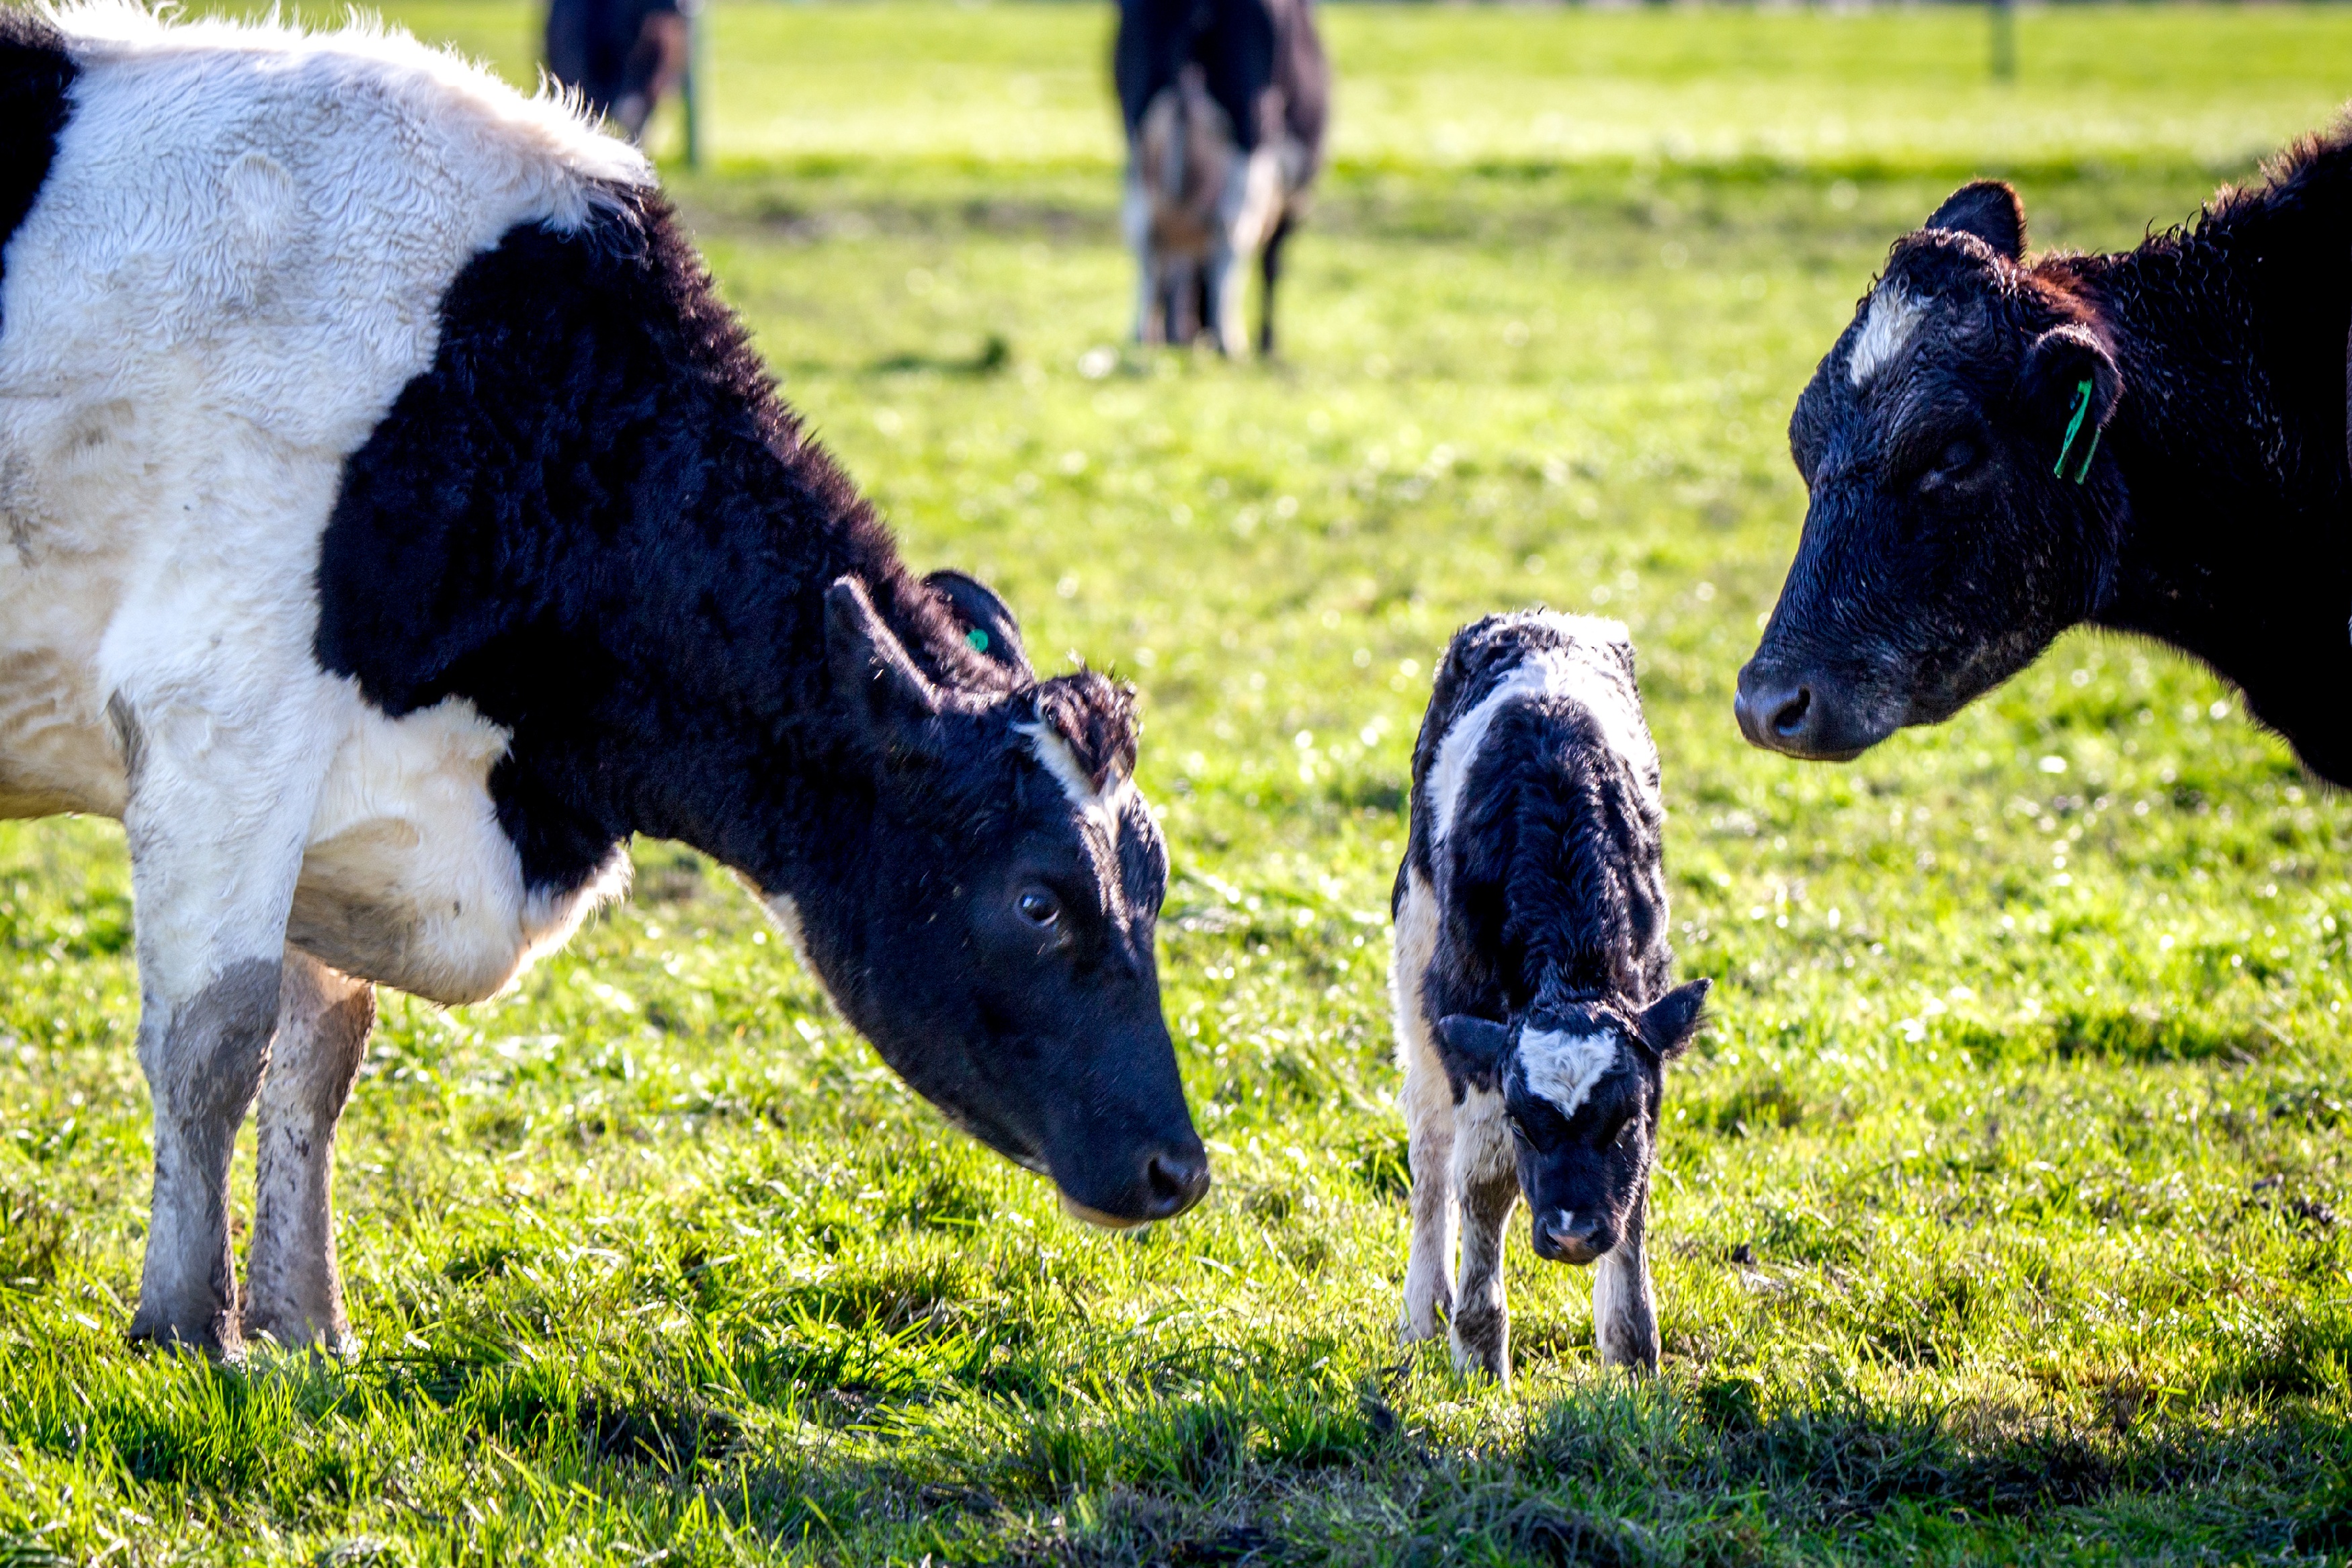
left=1737, top=181, right=2123, bottom=761
left=772, top=575, right=1208, bottom=1228
left=1439, top=980, right=1708, bottom=1263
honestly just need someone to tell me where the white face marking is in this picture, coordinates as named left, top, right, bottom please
left=1515, top=1027, right=1618, bottom=1121
left=1426, top=617, right=1657, bottom=850
left=1014, top=720, right=1135, bottom=838
left=1848, top=285, right=1924, bottom=387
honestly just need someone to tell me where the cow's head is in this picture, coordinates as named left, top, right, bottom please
left=1736, top=181, right=2123, bottom=760
left=1438, top=980, right=1708, bottom=1263
left=769, top=573, right=1208, bottom=1228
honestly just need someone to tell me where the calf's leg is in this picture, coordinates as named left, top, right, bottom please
left=1392, top=871, right=1455, bottom=1341
left=243, top=950, right=373, bottom=1354
left=1257, top=210, right=1293, bottom=357
left=1593, top=1186, right=1662, bottom=1371
left=1447, top=1090, right=1518, bottom=1384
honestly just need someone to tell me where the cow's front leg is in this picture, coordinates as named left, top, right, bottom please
left=1593, top=1185, right=1661, bottom=1372
left=244, top=949, right=373, bottom=1354
left=1447, top=1089, right=1518, bottom=1384
left=114, top=677, right=331, bottom=1359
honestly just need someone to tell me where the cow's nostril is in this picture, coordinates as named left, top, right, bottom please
left=1769, top=685, right=1813, bottom=738
left=1143, top=1147, right=1212, bottom=1219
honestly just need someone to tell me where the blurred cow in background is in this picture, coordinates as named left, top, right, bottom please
left=545, top=0, right=687, bottom=140
left=1116, top=0, right=1328, bottom=356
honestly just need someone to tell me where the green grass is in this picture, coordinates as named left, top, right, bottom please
left=4, top=2, right=2351, bottom=1562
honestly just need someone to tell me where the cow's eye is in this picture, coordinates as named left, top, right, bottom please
left=1507, top=1114, right=1530, bottom=1143
left=1921, top=437, right=1978, bottom=487
left=1015, top=889, right=1060, bottom=928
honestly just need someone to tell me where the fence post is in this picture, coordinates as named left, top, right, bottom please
left=681, top=0, right=707, bottom=169
left=1990, top=0, right=2016, bottom=83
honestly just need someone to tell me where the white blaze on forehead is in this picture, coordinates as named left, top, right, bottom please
left=1015, top=720, right=1136, bottom=836
left=1427, top=621, right=1656, bottom=850
left=1515, top=1028, right=1618, bottom=1121
left=1847, top=285, right=1925, bottom=388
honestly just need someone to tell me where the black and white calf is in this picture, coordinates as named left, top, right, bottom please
left=1392, top=613, right=1707, bottom=1383
left=1114, top=0, right=1327, bottom=355
left=0, top=5, right=1206, bottom=1360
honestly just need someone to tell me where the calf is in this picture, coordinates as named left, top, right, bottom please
left=1392, top=612, right=1707, bottom=1383
left=0, top=5, right=1207, bottom=1360
left=1738, top=133, right=2352, bottom=786
left=1114, top=0, right=1327, bottom=355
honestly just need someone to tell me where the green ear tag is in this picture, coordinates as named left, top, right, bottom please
left=966, top=627, right=991, bottom=654
left=2054, top=377, right=2100, bottom=484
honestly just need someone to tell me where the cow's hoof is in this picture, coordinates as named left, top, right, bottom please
left=128, top=1303, right=244, bottom=1364
left=241, top=1310, right=356, bottom=1360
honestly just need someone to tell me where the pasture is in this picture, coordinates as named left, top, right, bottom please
left=2, top=1, right=2350, bottom=1561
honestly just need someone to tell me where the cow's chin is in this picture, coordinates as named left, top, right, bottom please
left=1058, top=1194, right=1149, bottom=1231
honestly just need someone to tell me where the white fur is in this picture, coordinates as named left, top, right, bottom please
left=763, top=891, right=810, bottom=966
left=1015, top=720, right=1137, bottom=840
left=1515, top=1027, right=1615, bottom=1121
left=1427, top=618, right=1654, bottom=850
left=1848, top=285, right=1923, bottom=387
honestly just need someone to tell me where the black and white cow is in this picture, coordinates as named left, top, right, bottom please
left=1738, top=136, right=2352, bottom=785
left=1392, top=612, right=1708, bottom=1383
left=0, top=5, right=1207, bottom=1361
left=1114, top=0, right=1327, bottom=355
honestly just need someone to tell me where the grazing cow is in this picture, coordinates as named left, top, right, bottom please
left=0, top=5, right=1208, bottom=1360
left=1114, top=0, right=1327, bottom=355
left=1391, top=612, right=1708, bottom=1383
left=1738, top=137, right=2352, bottom=787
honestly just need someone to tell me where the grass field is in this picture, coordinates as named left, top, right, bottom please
left=3, top=2, right=2351, bottom=1562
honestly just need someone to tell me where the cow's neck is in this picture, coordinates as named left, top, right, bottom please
left=2068, top=180, right=2352, bottom=784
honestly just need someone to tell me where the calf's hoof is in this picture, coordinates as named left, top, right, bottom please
left=242, top=1307, right=356, bottom=1360
left=1448, top=1319, right=1511, bottom=1386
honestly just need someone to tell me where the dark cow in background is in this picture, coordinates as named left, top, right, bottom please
left=0, top=6, right=1205, bottom=1360
left=1115, top=0, right=1328, bottom=355
left=1392, top=612, right=1708, bottom=1383
left=1738, top=130, right=2352, bottom=788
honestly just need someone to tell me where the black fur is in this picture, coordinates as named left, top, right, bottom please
left=0, top=9, right=77, bottom=329
left=1114, top=0, right=1326, bottom=161
left=1742, top=127, right=2352, bottom=785
left=1396, top=613, right=1706, bottom=1270
left=317, top=191, right=1206, bottom=1223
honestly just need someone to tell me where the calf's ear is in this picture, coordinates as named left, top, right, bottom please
left=1638, top=979, right=1710, bottom=1061
left=927, top=568, right=1036, bottom=681
left=1436, top=1015, right=1514, bottom=1082
left=826, top=576, right=943, bottom=759
left=1924, top=180, right=2025, bottom=263
left=2018, top=324, right=2122, bottom=486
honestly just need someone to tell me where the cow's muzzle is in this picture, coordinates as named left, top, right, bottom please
left=1734, top=661, right=1885, bottom=761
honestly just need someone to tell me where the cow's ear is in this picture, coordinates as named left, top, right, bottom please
left=2019, top=324, right=2122, bottom=486
left=1436, top=1015, right=1514, bottom=1081
left=926, top=568, right=1036, bottom=681
left=1638, top=979, right=1710, bottom=1061
left=826, top=576, right=943, bottom=756
left=1925, top=180, right=2025, bottom=263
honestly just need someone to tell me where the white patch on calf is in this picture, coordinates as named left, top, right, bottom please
left=1427, top=618, right=1654, bottom=851
left=1847, top=285, right=1924, bottom=387
left=1515, top=1027, right=1618, bottom=1121
left=763, top=891, right=810, bottom=965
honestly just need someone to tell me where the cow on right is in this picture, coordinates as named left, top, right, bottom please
left=1736, top=131, right=2352, bottom=787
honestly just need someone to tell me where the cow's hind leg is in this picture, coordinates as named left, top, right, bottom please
left=1447, top=1090, right=1518, bottom=1385
left=243, top=950, right=373, bottom=1354
left=1257, top=210, right=1293, bottom=357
